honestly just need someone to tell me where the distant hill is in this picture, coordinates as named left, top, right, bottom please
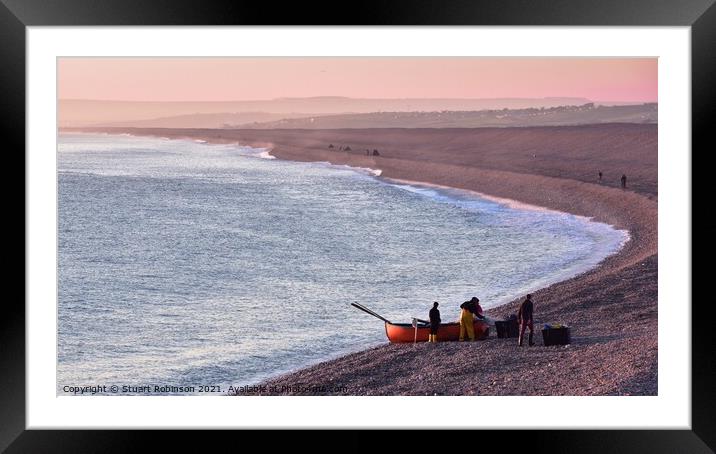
left=232, top=103, right=658, bottom=129
left=59, top=97, right=593, bottom=127
left=96, top=112, right=329, bottom=129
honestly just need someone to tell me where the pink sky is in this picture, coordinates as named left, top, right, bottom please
left=58, top=57, right=657, bottom=103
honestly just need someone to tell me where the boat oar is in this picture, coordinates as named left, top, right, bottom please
left=351, top=302, right=391, bottom=323
left=352, top=302, right=386, bottom=320
left=351, top=302, right=377, bottom=318
left=351, top=302, right=392, bottom=324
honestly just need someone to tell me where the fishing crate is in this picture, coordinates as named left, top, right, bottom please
left=542, top=325, right=571, bottom=346
left=495, top=319, right=519, bottom=338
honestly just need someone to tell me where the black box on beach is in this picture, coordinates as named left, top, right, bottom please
left=542, top=326, right=571, bottom=346
left=495, top=319, right=519, bottom=338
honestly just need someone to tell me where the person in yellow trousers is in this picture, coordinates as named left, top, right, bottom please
left=458, top=301, right=475, bottom=341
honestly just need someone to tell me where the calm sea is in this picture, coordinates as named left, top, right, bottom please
left=58, top=133, right=627, bottom=395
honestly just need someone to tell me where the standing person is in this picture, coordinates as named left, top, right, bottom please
left=598, top=171, right=603, bottom=182
left=518, top=294, right=535, bottom=346
left=459, top=301, right=475, bottom=341
left=428, top=302, right=441, bottom=343
left=621, top=174, right=627, bottom=189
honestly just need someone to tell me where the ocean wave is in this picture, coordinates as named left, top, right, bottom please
left=311, top=162, right=382, bottom=177
left=346, top=165, right=382, bottom=177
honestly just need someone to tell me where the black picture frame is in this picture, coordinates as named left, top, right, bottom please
left=5, top=0, right=714, bottom=450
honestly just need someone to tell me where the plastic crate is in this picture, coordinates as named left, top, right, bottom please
left=542, top=326, right=571, bottom=346
left=495, top=319, right=520, bottom=338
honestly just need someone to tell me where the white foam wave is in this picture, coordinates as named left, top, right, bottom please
left=351, top=166, right=382, bottom=177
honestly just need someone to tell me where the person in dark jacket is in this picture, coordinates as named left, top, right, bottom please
left=517, top=294, right=535, bottom=346
left=428, top=302, right=441, bottom=342
left=621, top=174, right=627, bottom=188
left=468, top=296, right=485, bottom=319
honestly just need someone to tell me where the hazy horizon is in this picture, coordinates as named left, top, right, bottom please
left=59, top=58, right=657, bottom=128
left=61, top=96, right=648, bottom=128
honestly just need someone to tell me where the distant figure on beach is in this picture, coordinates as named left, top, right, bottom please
left=428, top=302, right=441, bottom=343
left=468, top=296, right=485, bottom=320
left=621, top=174, right=627, bottom=189
left=458, top=301, right=475, bottom=341
left=598, top=171, right=603, bottom=182
left=366, top=149, right=370, bottom=156
left=517, top=294, right=535, bottom=346
left=373, top=149, right=380, bottom=156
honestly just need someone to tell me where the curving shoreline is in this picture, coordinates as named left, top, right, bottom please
left=70, top=125, right=658, bottom=395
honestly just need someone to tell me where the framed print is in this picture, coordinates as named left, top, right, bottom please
left=6, top=0, right=715, bottom=450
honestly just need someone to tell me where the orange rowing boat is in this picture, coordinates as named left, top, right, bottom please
left=351, top=302, right=489, bottom=343
left=384, top=320, right=490, bottom=343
